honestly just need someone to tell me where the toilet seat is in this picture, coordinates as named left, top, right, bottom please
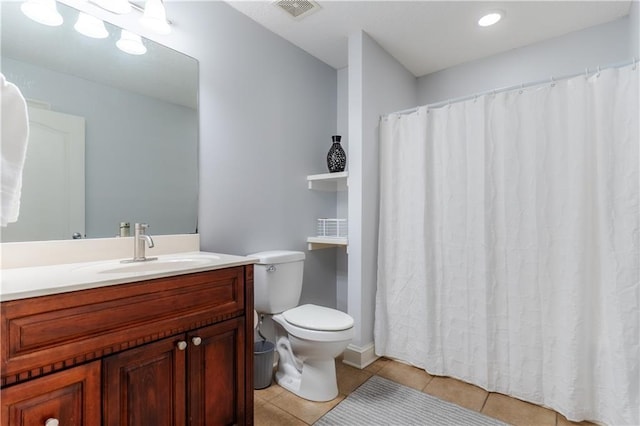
left=273, top=305, right=354, bottom=343
left=283, top=304, right=354, bottom=331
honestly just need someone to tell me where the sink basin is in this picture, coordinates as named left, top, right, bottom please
left=72, top=254, right=221, bottom=275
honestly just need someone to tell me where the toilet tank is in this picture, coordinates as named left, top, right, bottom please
left=249, top=250, right=305, bottom=314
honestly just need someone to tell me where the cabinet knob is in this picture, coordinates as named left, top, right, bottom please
left=45, top=419, right=59, bottom=426
left=176, top=341, right=188, bottom=351
left=192, top=336, right=202, bottom=346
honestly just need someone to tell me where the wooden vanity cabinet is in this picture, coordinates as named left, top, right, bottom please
left=1, top=265, right=254, bottom=426
left=103, top=317, right=246, bottom=426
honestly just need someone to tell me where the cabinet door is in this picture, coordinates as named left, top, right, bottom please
left=103, top=335, right=187, bottom=426
left=188, top=317, right=245, bottom=426
left=1, top=360, right=101, bottom=426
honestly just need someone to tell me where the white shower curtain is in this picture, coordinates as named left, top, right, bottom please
left=375, top=64, right=639, bottom=425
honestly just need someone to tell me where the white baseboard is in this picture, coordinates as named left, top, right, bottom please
left=342, top=342, right=379, bottom=369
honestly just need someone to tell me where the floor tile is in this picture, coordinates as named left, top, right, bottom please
left=336, top=360, right=372, bottom=396
left=255, top=382, right=286, bottom=402
left=423, top=376, right=488, bottom=412
left=363, top=357, right=391, bottom=374
left=376, top=359, right=433, bottom=391
left=254, top=402, right=308, bottom=426
left=482, top=393, right=556, bottom=426
left=269, top=388, right=344, bottom=424
left=254, top=356, right=589, bottom=426
left=557, top=413, right=598, bottom=426
left=254, top=395, right=266, bottom=407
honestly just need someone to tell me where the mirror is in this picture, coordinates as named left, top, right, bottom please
left=1, top=2, right=198, bottom=242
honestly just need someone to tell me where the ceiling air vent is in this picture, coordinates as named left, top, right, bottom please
left=273, top=0, right=321, bottom=20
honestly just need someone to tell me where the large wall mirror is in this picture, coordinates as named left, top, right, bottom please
left=1, top=2, right=198, bottom=242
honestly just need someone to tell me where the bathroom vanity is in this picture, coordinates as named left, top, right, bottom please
left=0, top=252, right=255, bottom=426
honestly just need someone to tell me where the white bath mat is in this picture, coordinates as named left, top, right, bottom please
left=315, top=375, right=508, bottom=426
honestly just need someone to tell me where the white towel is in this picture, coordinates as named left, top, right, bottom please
left=1, top=73, right=29, bottom=227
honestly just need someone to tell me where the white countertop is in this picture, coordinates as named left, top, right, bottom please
left=0, top=251, right=257, bottom=302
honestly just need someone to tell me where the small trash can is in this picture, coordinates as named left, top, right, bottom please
left=254, top=340, right=275, bottom=389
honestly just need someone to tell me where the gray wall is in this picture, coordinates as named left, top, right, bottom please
left=630, top=0, right=640, bottom=57
left=164, top=2, right=338, bottom=308
left=2, top=57, right=197, bottom=239
left=348, top=31, right=417, bottom=348
left=417, top=15, right=634, bottom=105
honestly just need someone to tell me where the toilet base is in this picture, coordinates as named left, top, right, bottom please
left=275, top=357, right=338, bottom=402
left=270, top=310, right=353, bottom=403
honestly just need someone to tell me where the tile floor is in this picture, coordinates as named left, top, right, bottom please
left=254, top=357, right=596, bottom=426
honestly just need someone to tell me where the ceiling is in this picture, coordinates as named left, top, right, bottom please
left=225, top=1, right=632, bottom=77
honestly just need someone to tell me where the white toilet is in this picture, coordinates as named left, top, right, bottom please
left=250, top=250, right=354, bottom=402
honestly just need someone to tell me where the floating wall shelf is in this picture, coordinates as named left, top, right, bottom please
left=307, top=171, right=348, bottom=191
left=306, top=237, right=348, bottom=251
left=306, top=171, right=348, bottom=250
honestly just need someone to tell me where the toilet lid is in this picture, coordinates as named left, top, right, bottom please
left=283, top=304, right=354, bottom=331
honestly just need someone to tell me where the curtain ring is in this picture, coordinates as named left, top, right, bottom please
left=550, top=77, right=555, bottom=87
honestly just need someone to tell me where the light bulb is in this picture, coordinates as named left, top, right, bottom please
left=139, top=0, right=171, bottom=35
left=20, top=0, right=63, bottom=26
left=117, top=30, right=147, bottom=55
left=74, top=12, right=109, bottom=39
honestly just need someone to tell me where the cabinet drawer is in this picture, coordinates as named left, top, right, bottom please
left=2, top=267, right=245, bottom=386
left=1, top=360, right=101, bottom=426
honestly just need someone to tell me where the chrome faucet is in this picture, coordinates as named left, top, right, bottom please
left=131, top=223, right=157, bottom=262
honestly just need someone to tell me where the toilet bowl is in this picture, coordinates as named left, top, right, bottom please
left=248, top=250, right=354, bottom=402
left=273, top=304, right=353, bottom=401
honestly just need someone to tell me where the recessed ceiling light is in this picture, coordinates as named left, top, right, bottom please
left=478, top=11, right=503, bottom=27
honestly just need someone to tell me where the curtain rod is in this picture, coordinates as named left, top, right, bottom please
left=385, top=58, right=638, bottom=118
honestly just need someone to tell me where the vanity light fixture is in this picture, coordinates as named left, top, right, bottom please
left=478, top=11, right=503, bottom=27
left=91, top=0, right=132, bottom=15
left=116, top=30, right=147, bottom=55
left=20, top=0, right=63, bottom=26
left=74, top=12, right=109, bottom=38
left=139, top=0, right=171, bottom=35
